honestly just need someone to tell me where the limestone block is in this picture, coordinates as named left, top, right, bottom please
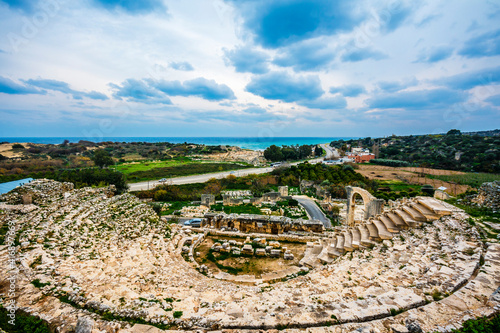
left=269, top=241, right=281, bottom=248
left=270, top=249, right=281, bottom=258
left=256, top=248, right=266, bottom=256
left=242, top=244, right=253, bottom=254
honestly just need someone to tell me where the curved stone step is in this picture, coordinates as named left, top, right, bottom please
left=402, top=205, right=427, bottom=222
left=387, top=212, right=409, bottom=229
left=299, top=243, right=324, bottom=268
left=395, top=209, right=420, bottom=227
left=410, top=202, right=440, bottom=221
left=327, top=243, right=341, bottom=257
left=317, top=243, right=334, bottom=264
left=357, top=225, right=374, bottom=247
left=312, top=244, right=323, bottom=255
left=379, top=214, right=399, bottom=232
left=365, top=222, right=381, bottom=241
left=417, top=197, right=452, bottom=216
left=343, top=231, right=354, bottom=252
left=335, top=235, right=345, bottom=254
left=351, top=228, right=360, bottom=248
left=372, top=219, right=393, bottom=239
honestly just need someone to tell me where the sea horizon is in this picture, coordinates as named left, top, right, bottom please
left=0, top=136, right=357, bottom=150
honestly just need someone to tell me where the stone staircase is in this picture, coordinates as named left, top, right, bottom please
left=299, top=197, right=452, bottom=268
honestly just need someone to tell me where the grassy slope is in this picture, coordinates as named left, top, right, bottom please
left=114, top=157, right=193, bottom=174
left=428, top=173, right=500, bottom=188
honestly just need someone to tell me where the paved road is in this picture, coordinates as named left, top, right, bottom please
left=320, top=143, right=339, bottom=160
left=293, top=195, right=332, bottom=229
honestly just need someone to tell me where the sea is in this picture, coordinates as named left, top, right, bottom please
left=0, top=137, right=356, bottom=150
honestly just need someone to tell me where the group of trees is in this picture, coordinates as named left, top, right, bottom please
left=52, top=168, right=128, bottom=193
left=0, top=149, right=127, bottom=193
left=272, top=162, right=367, bottom=185
left=3, top=140, right=232, bottom=164
left=263, top=144, right=322, bottom=162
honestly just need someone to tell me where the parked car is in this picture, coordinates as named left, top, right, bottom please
left=184, top=218, right=202, bottom=228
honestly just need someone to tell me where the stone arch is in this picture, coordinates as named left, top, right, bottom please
left=346, top=186, right=384, bottom=227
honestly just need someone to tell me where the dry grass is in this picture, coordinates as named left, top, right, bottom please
left=356, top=164, right=471, bottom=195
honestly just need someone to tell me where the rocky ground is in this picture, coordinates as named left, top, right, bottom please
left=193, top=147, right=265, bottom=166
left=0, top=180, right=499, bottom=333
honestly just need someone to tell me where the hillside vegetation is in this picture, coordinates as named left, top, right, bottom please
left=331, top=129, right=500, bottom=173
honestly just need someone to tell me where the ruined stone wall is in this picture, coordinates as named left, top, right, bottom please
left=201, top=194, right=215, bottom=207
left=204, top=213, right=324, bottom=234
left=473, top=180, right=500, bottom=211
left=205, top=229, right=321, bottom=243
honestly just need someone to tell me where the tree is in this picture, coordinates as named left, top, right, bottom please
left=264, top=145, right=283, bottom=162
left=92, top=149, right=114, bottom=168
left=314, top=146, right=323, bottom=157
left=447, top=129, right=461, bottom=136
left=299, top=145, right=312, bottom=159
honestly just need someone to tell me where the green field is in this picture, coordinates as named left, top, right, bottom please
left=428, top=173, right=500, bottom=188
left=114, top=157, right=194, bottom=174
left=377, top=180, right=421, bottom=192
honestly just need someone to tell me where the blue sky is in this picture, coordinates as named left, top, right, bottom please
left=0, top=0, right=499, bottom=138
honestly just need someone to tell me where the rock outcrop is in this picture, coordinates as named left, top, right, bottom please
left=473, top=180, right=500, bottom=212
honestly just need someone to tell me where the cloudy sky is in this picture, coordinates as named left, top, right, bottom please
left=0, top=0, right=499, bottom=138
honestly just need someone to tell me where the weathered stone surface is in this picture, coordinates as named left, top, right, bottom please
left=391, top=324, right=409, bottom=333
left=75, top=317, right=94, bottom=333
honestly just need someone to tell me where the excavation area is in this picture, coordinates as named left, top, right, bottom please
left=193, top=235, right=306, bottom=279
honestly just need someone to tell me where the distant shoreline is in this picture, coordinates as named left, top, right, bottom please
left=0, top=137, right=356, bottom=150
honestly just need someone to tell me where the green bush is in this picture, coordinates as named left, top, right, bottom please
left=0, top=306, right=50, bottom=333
left=173, top=311, right=183, bottom=318
left=51, top=168, right=128, bottom=193
left=452, top=315, right=500, bottom=333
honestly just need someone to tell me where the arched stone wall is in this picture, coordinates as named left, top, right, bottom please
left=346, top=186, right=384, bottom=226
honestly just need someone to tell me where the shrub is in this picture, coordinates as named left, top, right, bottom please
left=453, top=315, right=500, bottom=333
left=173, top=311, right=183, bottom=318
left=12, top=143, right=25, bottom=149
left=0, top=305, right=51, bottom=333
left=31, top=279, right=50, bottom=288
left=371, top=159, right=411, bottom=167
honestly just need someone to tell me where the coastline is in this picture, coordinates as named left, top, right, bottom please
left=0, top=137, right=355, bottom=150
